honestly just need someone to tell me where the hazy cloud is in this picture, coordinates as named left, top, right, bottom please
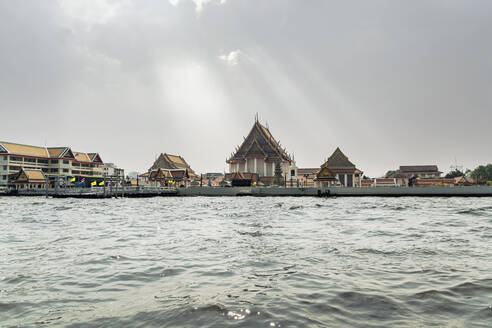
left=219, top=49, right=241, bottom=66
left=169, top=0, right=228, bottom=13
left=1, top=0, right=491, bottom=176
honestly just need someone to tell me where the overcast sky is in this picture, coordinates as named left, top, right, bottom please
left=1, top=0, right=491, bottom=176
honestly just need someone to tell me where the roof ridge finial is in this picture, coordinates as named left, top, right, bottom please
left=255, top=112, right=259, bottom=123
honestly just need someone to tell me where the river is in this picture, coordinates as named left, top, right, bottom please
left=1, top=196, right=491, bottom=327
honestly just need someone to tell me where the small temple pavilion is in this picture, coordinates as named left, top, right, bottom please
left=139, top=153, right=197, bottom=187
left=314, top=165, right=338, bottom=187
left=226, top=119, right=297, bottom=184
left=320, top=148, right=363, bottom=187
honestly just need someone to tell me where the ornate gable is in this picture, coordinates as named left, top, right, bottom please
left=245, top=138, right=267, bottom=157
left=316, top=166, right=338, bottom=180
left=15, top=170, right=28, bottom=182
left=0, top=143, right=8, bottom=153
left=62, top=148, right=75, bottom=159
left=227, top=121, right=291, bottom=163
left=89, top=153, right=104, bottom=164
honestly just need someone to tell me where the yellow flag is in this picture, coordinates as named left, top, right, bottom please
left=91, top=181, right=97, bottom=186
left=99, top=181, right=104, bottom=186
left=70, top=177, right=76, bottom=182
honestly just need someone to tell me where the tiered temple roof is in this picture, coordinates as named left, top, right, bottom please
left=151, top=153, right=194, bottom=171
left=322, top=147, right=362, bottom=174
left=227, top=121, right=292, bottom=164
left=150, top=153, right=197, bottom=178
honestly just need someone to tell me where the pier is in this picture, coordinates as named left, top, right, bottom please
left=3, top=186, right=177, bottom=198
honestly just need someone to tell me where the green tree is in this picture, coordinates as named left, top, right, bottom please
left=470, top=164, right=492, bottom=184
left=444, top=169, right=464, bottom=179
left=384, top=170, right=396, bottom=178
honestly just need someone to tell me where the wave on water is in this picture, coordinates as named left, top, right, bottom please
left=1, top=196, right=491, bottom=328
left=457, top=206, right=492, bottom=216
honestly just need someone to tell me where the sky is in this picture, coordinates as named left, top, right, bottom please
left=0, top=0, right=491, bottom=177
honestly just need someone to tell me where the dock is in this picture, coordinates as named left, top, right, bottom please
left=5, top=186, right=178, bottom=198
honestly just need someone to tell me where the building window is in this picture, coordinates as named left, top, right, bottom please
left=42, top=168, right=48, bottom=173
left=9, top=166, right=19, bottom=170
left=72, top=163, right=80, bottom=167
left=11, top=157, right=22, bottom=161
left=51, top=169, right=58, bottom=173
left=38, top=159, right=49, bottom=164
left=63, top=160, right=69, bottom=164
left=2, top=175, right=6, bottom=180
left=63, top=169, right=69, bottom=173
left=3, top=156, right=6, bottom=160
left=51, top=160, right=59, bottom=164
left=2, top=166, right=6, bottom=170
left=24, top=158, right=36, bottom=163
left=291, top=169, right=295, bottom=176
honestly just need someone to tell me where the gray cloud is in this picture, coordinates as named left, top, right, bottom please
left=0, top=0, right=491, bottom=176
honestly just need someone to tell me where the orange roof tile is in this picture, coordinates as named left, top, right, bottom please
left=73, top=152, right=91, bottom=162
left=0, top=141, right=49, bottom=157
left=47, top=147, right=67, bottom=158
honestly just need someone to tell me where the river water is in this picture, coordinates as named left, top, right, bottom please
left=0, top=196, right=491, bottom=327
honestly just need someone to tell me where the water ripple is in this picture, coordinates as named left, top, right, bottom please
left=0, top=196, right=491, bottom=327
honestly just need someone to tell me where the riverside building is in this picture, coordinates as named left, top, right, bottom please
left=226, top=119, right=298, bottom=185
left=0, top=141, right=109, bottom=187
left=141, top=153, right=198, bottom=187
left=319, top=148, right=364, bottom=187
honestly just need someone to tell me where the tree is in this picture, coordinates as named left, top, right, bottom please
left=470, top=164, right=492, bottom=184
left=384, top=170, right=396, bottom=178
left=272, top=162, right=284, bottom=186
left=444, top=169, right=464, bottom=179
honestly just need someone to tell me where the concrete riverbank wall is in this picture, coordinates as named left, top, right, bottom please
left=2, top=186, right=492, bottom=198
left=177, top=186, right=492, bottom=197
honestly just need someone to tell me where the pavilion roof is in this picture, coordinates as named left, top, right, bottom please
left=322, top=147, right=356, bottom=169
left=150, top=153, right=195, bottom=174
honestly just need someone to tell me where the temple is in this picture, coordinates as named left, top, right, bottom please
left=320, top=147, right=363, bottom=187
left=226, top=119, right=297, bottom=185
left=141, top=153, right=197, bottom=187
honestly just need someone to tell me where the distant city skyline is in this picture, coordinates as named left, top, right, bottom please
left=1, top=1, right=491, bottom=177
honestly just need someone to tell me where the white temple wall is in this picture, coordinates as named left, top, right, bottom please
left=246, top=158, right=254, bottom=173
left=239, top=162, right=246, bottom=172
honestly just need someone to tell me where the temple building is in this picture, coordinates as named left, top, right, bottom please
left=139, top=168, right=191, bottom=187
left=11, top=168, right=47, bottom=189
left=143, top=153, right=197, bottom=187
left=314, top=165, right=338, bottom=187
left=150, top=153, right=197, bottom=179
left=320, top=148, right=363, bottom=187
left=226, top=119, right=297, bottom=185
